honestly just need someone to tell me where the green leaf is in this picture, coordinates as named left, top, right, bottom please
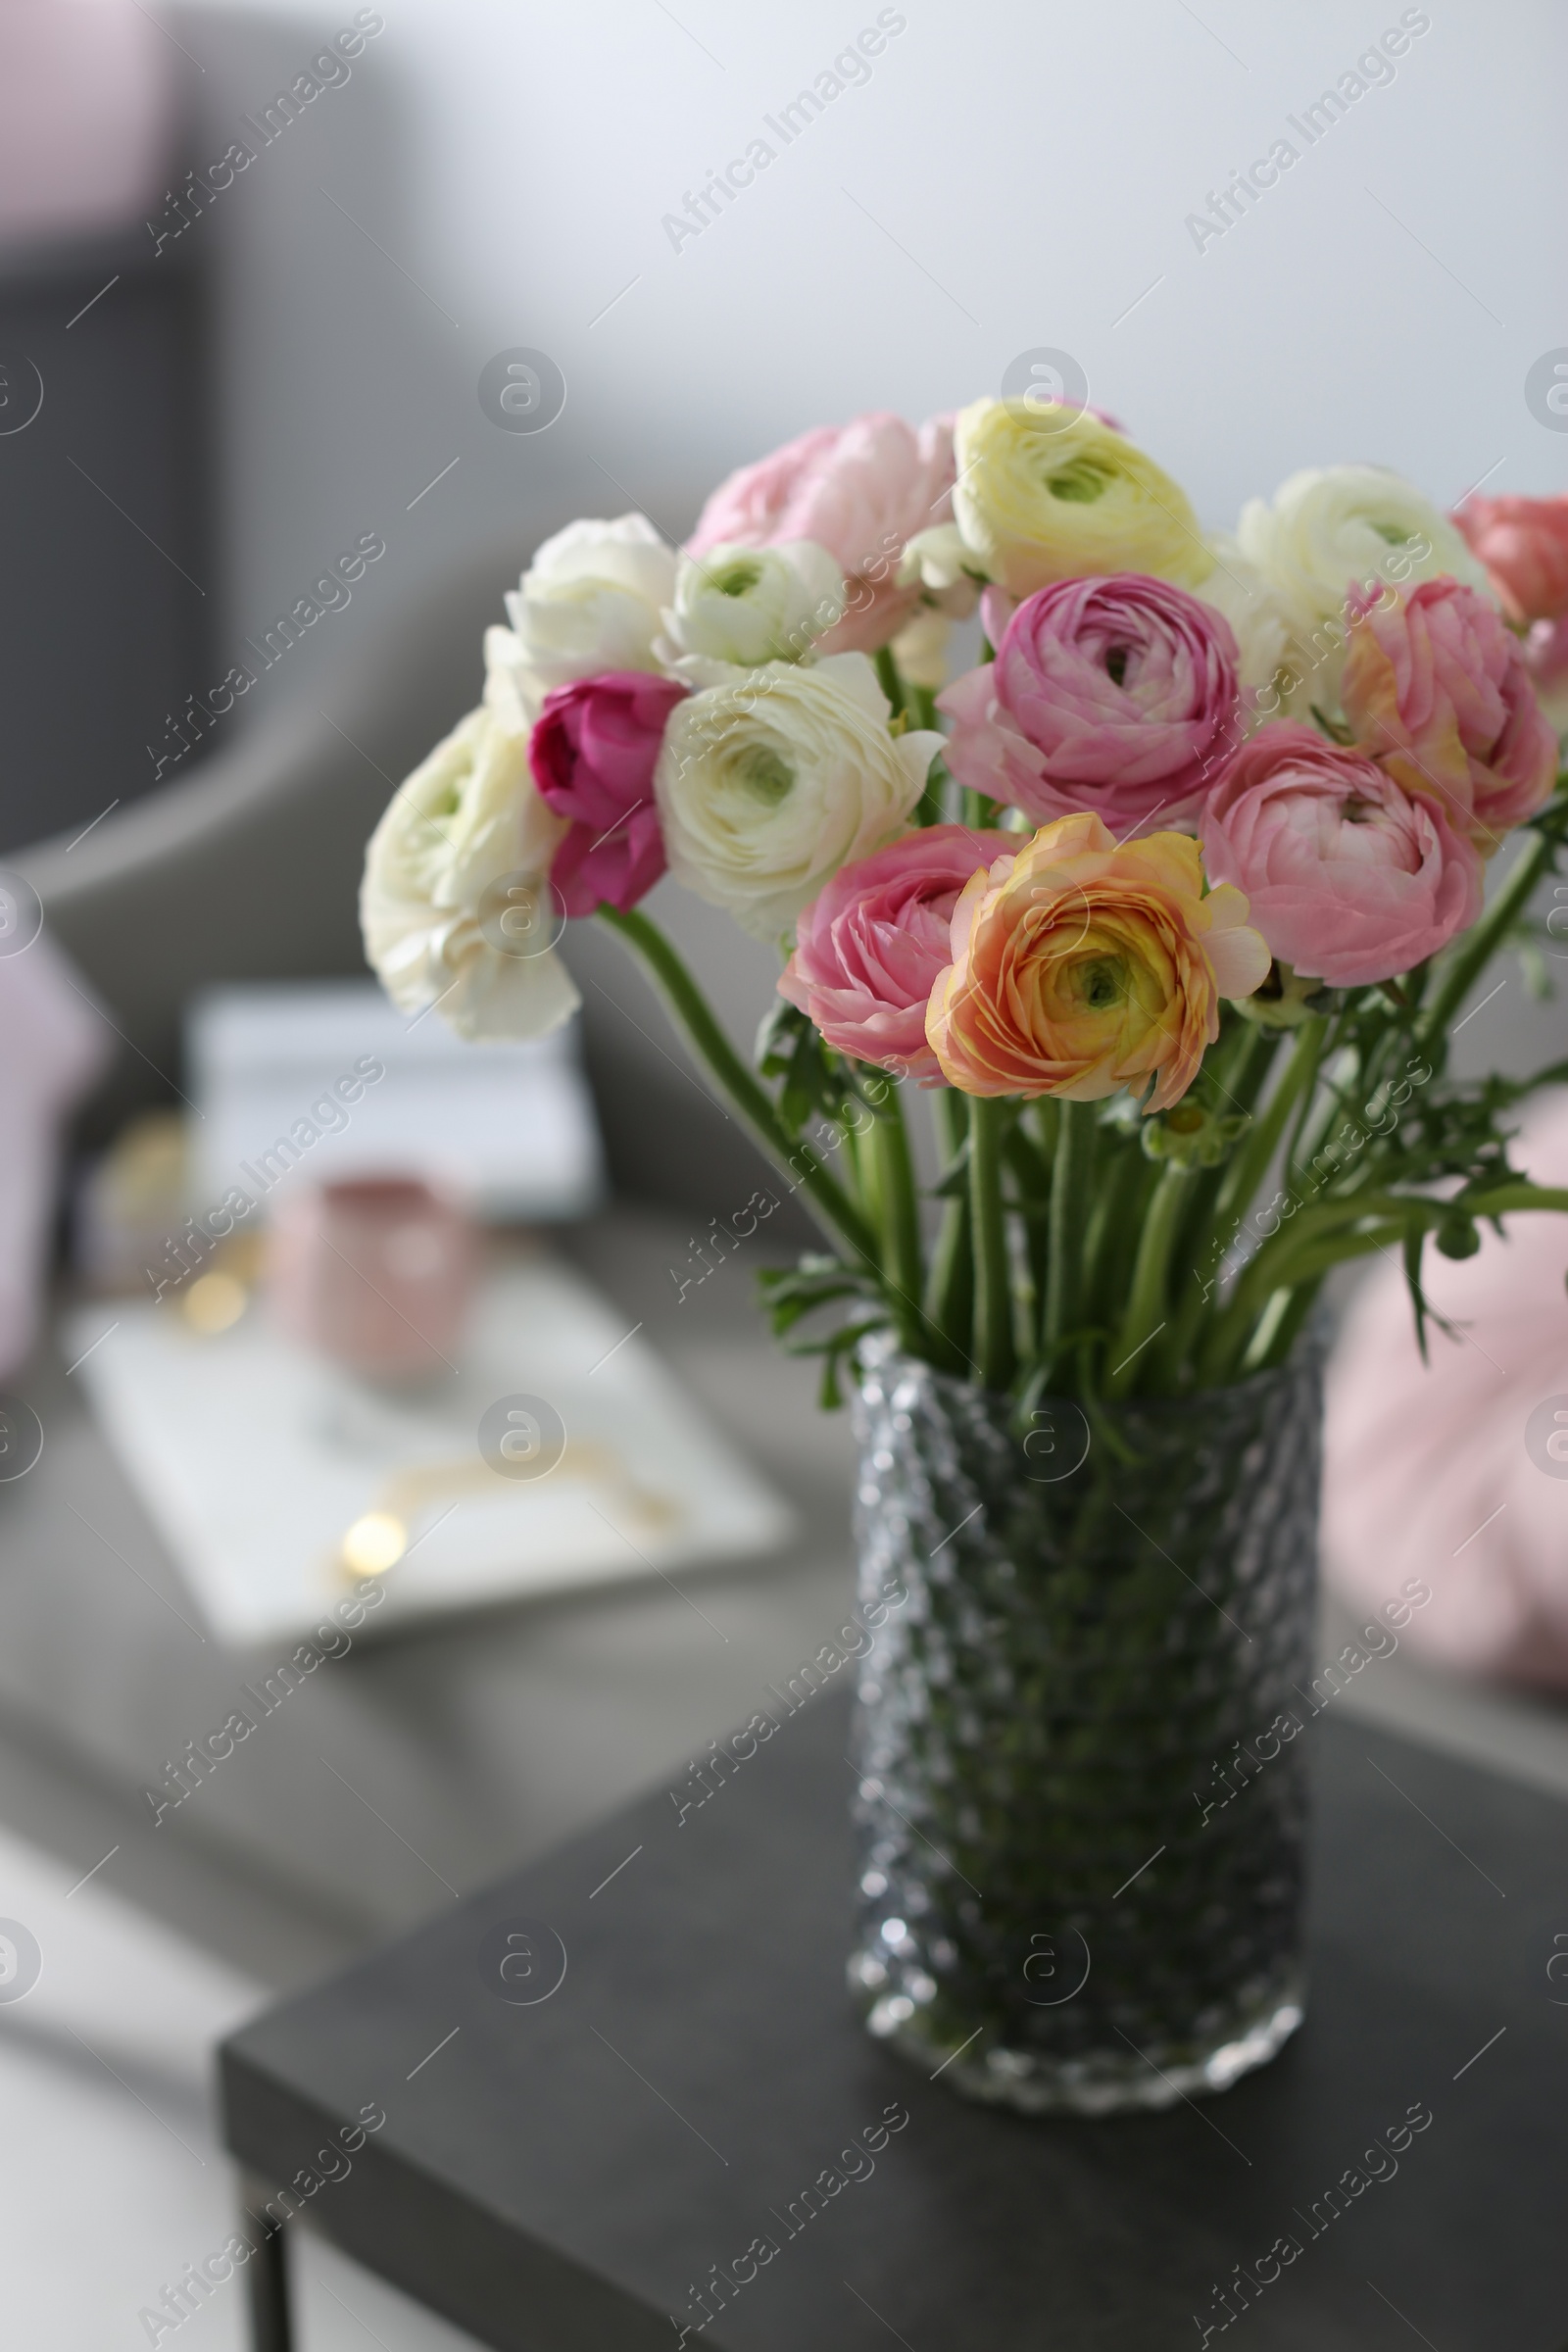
left=1402, top=1222, right=1429, bottom=1364
left=754, top=995, right=801, bottom=1076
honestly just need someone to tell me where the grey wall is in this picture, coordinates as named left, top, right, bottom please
left=20, top=0, right=1568, bottom=1193
left=163, top=0, right=1568, bottom=1078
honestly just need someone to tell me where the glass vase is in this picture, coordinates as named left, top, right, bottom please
left=848, top=1334, right=1322, bottom=2117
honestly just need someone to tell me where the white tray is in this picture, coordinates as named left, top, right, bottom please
left=66, top=1255, right=794, bottom=1648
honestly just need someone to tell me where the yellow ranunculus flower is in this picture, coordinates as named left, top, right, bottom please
left=939, top=398, right=1212, bottom=599
left=925, top=813, right=1268, bottom=1111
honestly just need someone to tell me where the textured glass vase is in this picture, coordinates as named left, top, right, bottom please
left=848, top=1335, right=1322, bottom=2117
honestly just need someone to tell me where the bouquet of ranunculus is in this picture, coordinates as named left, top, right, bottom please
left=361, top=400, right=1568, bottom=1413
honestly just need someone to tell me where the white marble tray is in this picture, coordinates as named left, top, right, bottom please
left=65, top=1254, right=794, bottom=1647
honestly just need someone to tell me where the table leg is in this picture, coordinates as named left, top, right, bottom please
left=240, top=2178, right=292, bottom=2352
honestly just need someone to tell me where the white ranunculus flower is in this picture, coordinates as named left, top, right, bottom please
left=360, top=705, right=578, bottom=1042
left=1233, top=467, right=1494, bottom=718
left=481, top=622, right=532, bottom=734
left=500, top=514, right=677, bottom=718
left=1195, top=536, right=1313, bottom=724
left=1237, top=465, right=1493, bottom=626
left=900, top=519, right=982, bottom=594
left=656, top=651, right=944, bottom=942
left=662, top=539, right=844, bottom=670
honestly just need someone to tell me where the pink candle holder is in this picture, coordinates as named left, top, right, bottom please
left=266, top=1177, right=478, bottom=1380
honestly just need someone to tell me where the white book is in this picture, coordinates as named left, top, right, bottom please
left=186, top=980, right=605, bottom=1223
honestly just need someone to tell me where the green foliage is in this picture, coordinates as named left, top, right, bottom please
left=754, top=999, right=856, bottom=1130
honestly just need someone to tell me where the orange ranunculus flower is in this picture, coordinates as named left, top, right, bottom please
left=924, top=812, right=1269, bottom=1111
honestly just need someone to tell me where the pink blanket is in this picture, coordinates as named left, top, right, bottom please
left=1324, top=1092, right=1568, bottom=1686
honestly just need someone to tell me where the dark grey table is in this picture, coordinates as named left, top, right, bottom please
left=220, top=1686, right=1568, bottom=2350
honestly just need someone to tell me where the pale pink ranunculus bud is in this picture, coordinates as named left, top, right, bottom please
left=1200, top=721, right=1482, bottom=989
left=778, top=825, right=1011, bottom=1083
left=1452, top=493, right=1568, bottom=626
left=1340, top=576, right=1558, bottom=855
left=686, top=412, right=956, bottom=655
left=1522, top=611, right=1568, bottom=733
left=940, top=573, right=1243, bottom=833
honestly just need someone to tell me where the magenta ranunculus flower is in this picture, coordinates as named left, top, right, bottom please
left=530, top=672, right=688, bottom=916
left=778, top=825, right=1010, bottom=1081
left=1339, top=576, right=1558, bottom=856
left=1200, top=722, right=1483, bottom=988
left=686, top=412, right=956, bottom=656
left=939, top=573, right=1244, bottom=833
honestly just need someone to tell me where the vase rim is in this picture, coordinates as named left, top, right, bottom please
left=855, top=1319, right=1328, bottom=1419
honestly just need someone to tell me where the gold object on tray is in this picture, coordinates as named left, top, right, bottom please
left=332, top=1446, right=681, bottom=1581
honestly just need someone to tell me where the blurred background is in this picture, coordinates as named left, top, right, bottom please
left=1, top=3, right=1566, bottom=2343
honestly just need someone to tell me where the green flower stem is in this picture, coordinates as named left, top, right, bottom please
left=1252, top=1275, right=1330, bottom=1372
left=843, top=1102, right=877, bottom=1232
left=873, top=644, right=907, bottom=718
left=1239, top=1283, right=1299, bottom=1375
left=1201, top=1190, right=1405, bottom=1373
left=1280, top=1011, right=1341, bottom=1187
left=926, top=1091, right=974, bottom=1371
left=1033, top=1096, right=1061, bottom=1175
left=1421, top=822, right=1556, bottom=1048
left=1283, top=1072, right=1351, bottom=1200
left=915, top=760, right=951, bottom=828
left=1211, top=1022, right=1312, bottom=1217
left=926, top=1199, right=974, bottom=1374
left=598, top=906, right=877, bottom=1270
left=1083, top=1144, right=1154, bottom=1342
left=1465, top=1180, right=1568, bottom=1217
left=1204, top=1010, right=1279, bottom=1144
left=1002, top=1115, right=1052, bottom=1205
left=1044, top=1098, right=1098, bottom=1367
left=1251, top=1180, right=1568, bottom=1297
left=1211, top=1177, right=1568, bottom=1373
left=1189, top=1019, right=1319, bottom=1306
left=1165, top=1022, right=1278, bottom=1308
left=863, top=1086, right=928, bottom=1352
left=1105, top=1162, right=1194, bottom=1398
left=906, top=686, right=951, bottom=826
left=968, top=1095, right=1014, bottom=1392
left=1246, top=1223, right=1412, bottom=1300
left=1003, top=1124, right=1051, bottom=1353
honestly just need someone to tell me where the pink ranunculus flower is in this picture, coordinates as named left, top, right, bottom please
left=1452, top=493, right=1568, bottom=626
left=1339, top=576, right=1558, bottom=855
left=529, top=672, right=688, bottom=916
left=1522, top=610, right=1568, bottom=733
left=686, top=412, right=956, bottom=656
left=939, top=573, right=1243, bottom=833
left=1200, top=722, right=1482, bottom=988
left=778, top=825, right=1010, bottom=1081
